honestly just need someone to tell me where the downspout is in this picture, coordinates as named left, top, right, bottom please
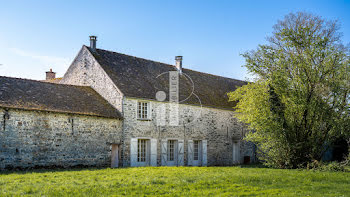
left=121, top=96, right=126, bottom=167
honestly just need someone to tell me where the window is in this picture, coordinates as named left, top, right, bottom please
left=137, top=102, right=149, bottom=119
left=167, top=140, right=176, bottom=161
left=194, top=140, right=200, bottom=161
left=138, top=139, right=148, bottom=162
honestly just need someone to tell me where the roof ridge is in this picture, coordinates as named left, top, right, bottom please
left=0, top=75, right=91, bottom=88
left=182, top=67, right=247, bottom=83
left=91, top=47, right=247, bottom=83
left=91, top=46, right=176, bottom=69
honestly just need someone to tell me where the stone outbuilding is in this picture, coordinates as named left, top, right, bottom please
left=0, top=36, right=256, bottom=170
left=0, top=77, right=122, bottom=169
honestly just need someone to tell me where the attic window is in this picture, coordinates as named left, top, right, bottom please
left=137, top=101, right=150, bottom=120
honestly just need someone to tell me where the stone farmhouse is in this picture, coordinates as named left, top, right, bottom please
left=0, top=36, right=256, bottom=170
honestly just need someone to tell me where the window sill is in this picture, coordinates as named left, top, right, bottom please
left=137, top=118, right=152, bottom=121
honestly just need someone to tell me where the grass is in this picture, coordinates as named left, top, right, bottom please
left=0, top=166, right=349, bottom=196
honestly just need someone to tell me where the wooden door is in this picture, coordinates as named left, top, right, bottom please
left=111, top=144, right=119, bottom=168
left=233, top=141, right=240, bottom=164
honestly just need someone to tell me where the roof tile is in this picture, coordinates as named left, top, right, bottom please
left=0, top=76, right=122, bottom=119
left=88, top=47, right=247, bottom=109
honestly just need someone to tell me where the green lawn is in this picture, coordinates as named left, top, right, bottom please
left=0, top=166, right=349, bottom=196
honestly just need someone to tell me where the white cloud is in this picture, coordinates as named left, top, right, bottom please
left=10, top=48, right=70, bottom=68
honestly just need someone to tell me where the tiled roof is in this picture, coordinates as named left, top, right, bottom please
left=88, top=47, right=247, bottom=110
left=0, top=76, right=122, bottom=119
left=44, top=77, right=62, bottom=84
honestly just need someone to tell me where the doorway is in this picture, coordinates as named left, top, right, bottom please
left=167, top=140, right=178, bottom=166
left=233, top=141, right=240, bottom=164
left=111, top=144, right=119, bottom=168
left=137, top=139, right=150, bottom=166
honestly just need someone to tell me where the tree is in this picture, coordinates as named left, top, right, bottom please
left=228, top=12, right=350, bottom=168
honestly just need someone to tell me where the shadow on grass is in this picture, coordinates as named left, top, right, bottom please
left=239, top=163, right=268, bottom=168
left=1, top=163, right=270, bottom=175
left=0, top=165, right=107, bottom=175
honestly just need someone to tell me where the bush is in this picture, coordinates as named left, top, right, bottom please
left=307, top=160, right=350, bottom=172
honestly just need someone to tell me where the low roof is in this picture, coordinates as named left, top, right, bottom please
left=43, top=77, right=62, bottom=84
left=0, top=76, right=122, bottom=119
left=88, top=47, right=247, bottom=110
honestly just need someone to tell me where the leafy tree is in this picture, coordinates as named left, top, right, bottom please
left=229, top=12, right=350, bottom=168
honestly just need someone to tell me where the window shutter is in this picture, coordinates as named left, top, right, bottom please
left=161, top=139, right=167, bottom=166
left=202, top=140, right=208, bottom=166
left=147, top=102, right=152, bottom=119
left=150, top=138, right=157, bottom=166
left=136, top=102, right=138, bottom=119
left=130, top=138, right=138, bottom=167
left=187, top=140, right=194, bottom=166
left=177, top=140, right=184, bottom=166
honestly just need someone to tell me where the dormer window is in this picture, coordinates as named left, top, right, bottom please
left=137, top=101, right=150, bottom=120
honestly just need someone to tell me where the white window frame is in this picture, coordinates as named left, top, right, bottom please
left=131, top=137, right=157, bottom=167
left=188, top=139, right=207, bottom=166
left=162, top=138, right=184, bottom=166
left=137, top=101, right=151, bottom=120
left=193, top=140, right=201, bottom=161
left=167, top=140, right=177, bottom=162
left=137, top=139, right=149, bottom=163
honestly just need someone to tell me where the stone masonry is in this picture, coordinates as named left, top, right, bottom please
left=0, top=108, right=122, bottom=170
left=60, top=46, right=124, bottom=112
left=122, top=98, right=255, bottom=167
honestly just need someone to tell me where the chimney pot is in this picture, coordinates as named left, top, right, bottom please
left=175, top=56, right=183, bottom=73
left=46, top=68, right=56, bottom=80
left=89, top=35, right=97, bottom=52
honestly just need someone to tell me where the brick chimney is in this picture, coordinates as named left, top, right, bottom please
left=89, top=35, right=97, bottom=52
left=175, top=56, right=183, bottom=73
left=46, top=69, right=56, bottom=80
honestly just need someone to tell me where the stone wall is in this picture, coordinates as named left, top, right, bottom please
left=58, top=46, right=256, bottom=167
left=121, top=98, right=255, bottom=167
left=60, top=46, right=124, bottom=112
left=0, top=108, right=122, bottom=170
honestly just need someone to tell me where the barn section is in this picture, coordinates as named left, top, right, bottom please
left=0, top=76, right=123, bottom=170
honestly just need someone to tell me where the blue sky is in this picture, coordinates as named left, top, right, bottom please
left=0, top=0, right=349, bottom=81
